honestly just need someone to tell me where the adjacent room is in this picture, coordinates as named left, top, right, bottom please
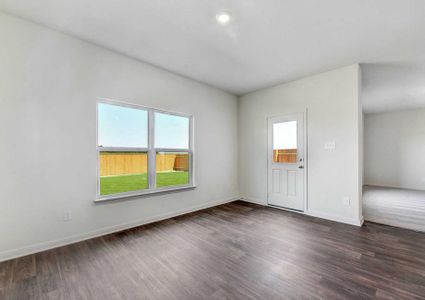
left=362, top=64, right=425, bottom=232
left=0, top=1, right=424, bottom=299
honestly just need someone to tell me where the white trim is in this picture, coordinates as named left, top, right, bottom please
left=189, top=116, right=195, bottom=187
left=267, top=204, right=305, bottom=215
left=241, top=197, right=304, bottom=215
left=304, top=109, right=308, bottom=211
left=148, top=110, right=156, bottom=189
left=240, top=197, right=364, bottom=227
left=306, top=210, right=364, bottom=227
left=0, top=196, right=240, bottom=263
left=98, top=147, right=149, bottom=152
left=95, top=184, right=196, bottom=202
left=266, top=110, right=307, bottom=211
left=96, top=99, right=194, bottom=201
left=239, top=196, right=266, bottom=206
left=363, top=183, right=425, bottom=192
left=155, top=148, right=191, bottom=153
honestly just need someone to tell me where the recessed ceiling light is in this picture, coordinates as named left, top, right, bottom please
left=216, top=11, right=232, bottom=25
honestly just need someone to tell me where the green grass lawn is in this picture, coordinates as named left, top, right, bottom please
left=100, top=171, right=189, bottom=195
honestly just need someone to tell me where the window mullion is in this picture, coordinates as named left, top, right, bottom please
left=148, top=110, right=156, bottom=189
left=189, top=116, right=194, bottom=187
left=97, top=147, right=148, bottom=152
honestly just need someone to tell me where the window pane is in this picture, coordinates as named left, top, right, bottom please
left=156, top=152, right=189, bottom=187
left=273, top=121, right=297, bottom=163
left=98, top=103, right=148, bottom=148
left=99, top=151, right=148, bottom=195
left=155, top=113, right=189, bottom=149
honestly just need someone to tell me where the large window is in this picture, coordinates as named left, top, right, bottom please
left=97, top=100, right=193, bottom=201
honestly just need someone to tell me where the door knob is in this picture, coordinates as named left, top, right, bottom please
left=298, top=165, right=304, bottom=169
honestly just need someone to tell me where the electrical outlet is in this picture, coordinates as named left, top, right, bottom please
left=324, top=141, right=336, bottom=151
left=342, top=197, right=350, bottom=206
left=63, top=210, right=72, bottom=222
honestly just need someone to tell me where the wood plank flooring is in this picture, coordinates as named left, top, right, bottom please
left=363, top=185, right=425, bottom=232
left=1, top=201, right=425, bottom=300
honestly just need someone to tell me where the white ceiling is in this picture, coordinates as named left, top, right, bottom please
left=362, top=63, right=425, bottom=114
left=1, top=0, right=425, bottom=110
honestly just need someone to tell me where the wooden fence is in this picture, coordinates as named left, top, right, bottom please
left=100, top=150, right=294, bottom=176
left=100, top=152, right=189, bottom=176
left=273, top=149, right=297, bottom=163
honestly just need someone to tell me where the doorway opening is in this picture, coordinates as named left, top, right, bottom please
left=363, top=108, right=425, bottom=232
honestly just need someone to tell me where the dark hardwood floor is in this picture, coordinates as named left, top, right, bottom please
left=1, top=201, right=425, bottom=300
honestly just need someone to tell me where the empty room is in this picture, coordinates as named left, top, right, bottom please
left=0, top=1, right=424, bottom=299
left=362, top=64, right=425, bottom=232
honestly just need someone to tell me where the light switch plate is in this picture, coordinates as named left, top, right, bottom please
left=63, top=210, right=72, bottom=222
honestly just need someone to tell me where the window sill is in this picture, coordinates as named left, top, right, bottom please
left=95, top=185, right=196, bottom=203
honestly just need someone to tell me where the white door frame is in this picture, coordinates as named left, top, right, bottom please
left=266, top=110, right=308, bottom=213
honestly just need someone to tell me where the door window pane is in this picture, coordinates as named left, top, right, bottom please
left=98, top=103, right=148, bottom=148
left=156, top=152, right=189, bottom=187
left=155, top=113, right=189, bottom=149
left=99, top=151, right=148, bottom=195
left=273, top=121, right=297, bottom=163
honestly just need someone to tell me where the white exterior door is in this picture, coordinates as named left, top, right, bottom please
left=267, top=113, right=305, bottom=211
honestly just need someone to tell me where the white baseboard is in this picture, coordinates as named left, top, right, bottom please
left=364, top=183, right=425, bottom=192
left=239, top=196, right=267, bottom=206
left=306, top=210, right=364, bottom=227
left=240, top=196, right=363, bottom=227
left=0, top=196, right=240, bottom=263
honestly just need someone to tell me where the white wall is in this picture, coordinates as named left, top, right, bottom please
left=238, top=65, right=363, bottom=225
left=0, top=12, right=239, bottom=261
left=359, top=68, right=364, bottom=219
left=364, top=109, right=425, bottom=190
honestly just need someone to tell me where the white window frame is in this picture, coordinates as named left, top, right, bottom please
left=96, top=98, right=195, bottom=202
